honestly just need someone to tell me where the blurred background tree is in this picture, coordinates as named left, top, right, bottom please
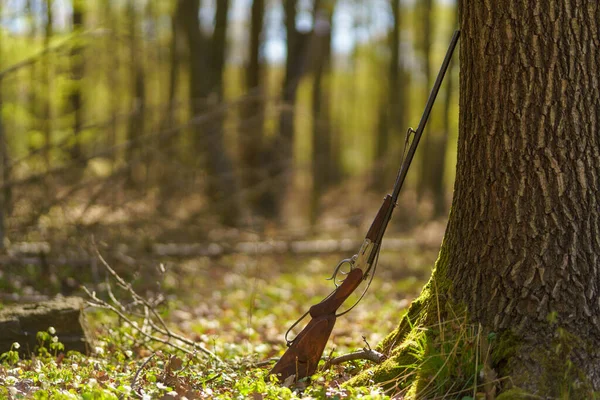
left=0, top=0, right=458, bottom=252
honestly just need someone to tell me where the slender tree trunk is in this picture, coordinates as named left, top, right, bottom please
left=417, top=0, right=434, bottom=200
left=155, top=5, right=184, bottom=211
left=126, top=0, right=146, bottom=186
left=103, top=0, right=118, bottom=169
left=262, top=0, right=301, bottom=220
left=211, top=0, right=228, bottom=102
left=239, top=0, right=266, bottom=215
left=26, top=0, right=38, bottom=155
left=430, top=12, right=457, bottom=218
left=0, top=0, right=9, bottom=223
left=428, top=56, right=452, bottom=217
left=0, top=6, right=6, bottom=249
left=374, top=0, right=404, bottom=191
left=352, top=0, right=600, bottom=396
left=310, top=1, right=334, bottom=225
left=68, top=0, right=84, bottom=163
left=0, top=82, right=7, bottom=250
left=0, top=4, right=2, bottom=249
left=43, top=0, right=53, bottom=168
left=163, top=11, right=179, bottom=135
left=179, top=0, right=239, bottom=224
left=157, top=8, right=180, bottom=197
left=280, top=0, right=299, bottom=163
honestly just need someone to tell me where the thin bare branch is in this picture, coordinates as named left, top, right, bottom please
left=83, top=285, right=224, bottom=365
left=130, top=352, right=156, bottom=399
left=322, top=349, right=386, bottom=370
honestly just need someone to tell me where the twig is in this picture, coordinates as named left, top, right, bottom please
left=83, top=286, right=224, bottom=365
left=322, top=349, right=386, bottom=370
left=93, top=242, right=171, bottom=335
left=129, top=352, right=156, bottom=399
left=84, top=288, right=194, bottom=354
left=362, top=336, right=371, bottom=351
left=254, top=358, right=279, bottom=368
left=88, top=241, right=226, bottom=365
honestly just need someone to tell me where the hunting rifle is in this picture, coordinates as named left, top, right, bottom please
left=269, top=30, right=460, bottom=382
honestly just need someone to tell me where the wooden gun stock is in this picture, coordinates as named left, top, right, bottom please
left=269, top=268, right=364, bottom=381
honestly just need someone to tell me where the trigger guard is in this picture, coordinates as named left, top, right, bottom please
left=328, top=257, right=356, bottom=287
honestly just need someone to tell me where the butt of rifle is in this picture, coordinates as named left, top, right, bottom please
left=269, top=313, right=336, bottom=382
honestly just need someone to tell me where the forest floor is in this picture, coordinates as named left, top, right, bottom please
left=0, top=226, right=444, bottom=399
left=0, top=176, right=450, bottom=398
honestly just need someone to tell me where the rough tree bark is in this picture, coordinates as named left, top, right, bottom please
left=351, top=0, right=600, bottom=397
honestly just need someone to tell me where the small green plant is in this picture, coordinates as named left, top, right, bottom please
left=36, top=327, right=65, bottom=358
left=0, top=342, right=21, bottom=365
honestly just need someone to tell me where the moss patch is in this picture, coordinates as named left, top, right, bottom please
left=490, top=329, right=520, bottom=369
left=495, top=388, right=540, bottom=400
left=345, top=243, right=493, bottom=398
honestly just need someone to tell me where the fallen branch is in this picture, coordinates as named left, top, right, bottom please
left=322, top=349, right=386, bottom=370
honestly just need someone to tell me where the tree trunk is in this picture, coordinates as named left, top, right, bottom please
left=179, top=0, right=239, bottom=225
left=0, top=80, right=6, bottom=250
left=43, top=0, right=53, bottom=169
left=211, top=0, right=228, bottom=102
left=417, top=0, right=434, bottom=200
left=103, top=0, right=119, bottom=170
left=280, top=0, right=300, bottom=164
left=68, top=0, right=84, bottom=163
left=430, top=13, right=457, bottom=218
left=310, top=1, right=334, bottom=226
left=374, top=0, right=405, bottom=191
left=262, top=0, right=302, bottom=220
left=239, top=0, right=267, bottom=216
left=126, top=0, right=146, bottom=186
left=157, top=7, right=181, bottom=198
left=163, top=8, right=180, bottom=135
left=26, top=0, right=39, bottom=155
left=0, top=1, right=9, bottom=248
left=351, top=1, right=600, bottom=396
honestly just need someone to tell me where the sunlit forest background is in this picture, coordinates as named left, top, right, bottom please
left=0, top=0, right=458, bottom=296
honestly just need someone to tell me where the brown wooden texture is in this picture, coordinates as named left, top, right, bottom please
left=270, top=268, right=365, bottom=382
left=442, top=0, right=600, bottom=392
left=269, top=314, right=336, bottom=381
left=309, top=268, right=364, bottom=317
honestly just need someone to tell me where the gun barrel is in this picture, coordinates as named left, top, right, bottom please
left=391, top=30, right=460, bottom=202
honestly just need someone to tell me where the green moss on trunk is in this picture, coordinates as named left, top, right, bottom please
left=345, top=241, right=597, bottom=398
left=346, top=244, right=482, bottom=396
